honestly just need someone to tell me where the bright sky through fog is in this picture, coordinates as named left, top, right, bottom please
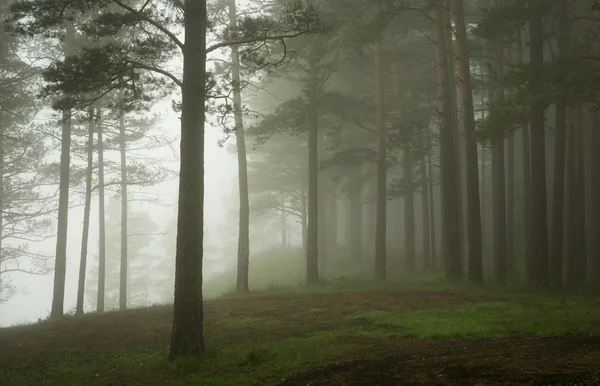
left=0, top=0, right=259, bottom=325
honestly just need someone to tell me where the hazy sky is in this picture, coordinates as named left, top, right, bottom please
left=0, top=105, right=237, bottom=326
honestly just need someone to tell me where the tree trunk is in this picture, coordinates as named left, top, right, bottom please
left=549, top=0, right=568, bottom=289
left=444, top=0, right=465, bottom=265
left=453, top=0, right=483, bottom=285
left=428, top=135, right=437, bottom=270
left=516, top=30, right=533, bottom=286
left=565, top=110, right=576, bottom=290
left=301, top=184, right=308, bottom=255
left=280, top=208, right=287, bottom=249
left=329, top=187, right=338, bottom=249
left=590, top=111, right=600, bottom=289
left=306, top=44, right=319, bottom=286
left=169, top=0, right=207, bottom=359
left=529, top=7, right=550, bottom=289
left=118, top=111, right=128, bottom=310
left=419, top=131, right=431, bottom=271
left=318, top=171, right=328, bottom=271
left=76, top=108, right=94, bottom=315
left=433, top=1, right=462, bottom=279
left=349, top=166, right=362, bottom=262
left=404, top=129, right=415, bottom=271
left=374, top=31, right=387, bottom=280
left=573, top=106, right=587, bottom=289
left=97, top=109, right=106, bottom=313
left=506, top=56, right=515, bottom=280
left=50, top=21, right=74, bottom=319
left=229, top=0, right=250, bottom=293
left=492, top=40, right=507, bottom=286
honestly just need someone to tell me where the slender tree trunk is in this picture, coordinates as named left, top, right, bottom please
left=76, top=109, right=94, bottom=315
left=404, top=129, right=415, bottom=271
left=529, top=7, right=550, bottom=289
left=590, top=111, right=600, bottom=289
left=118, top=111, right=128, bottom=310
left=306, top=45, right=320, bottom=286
left=453, top=0, right=483, bottom=285
left=492, top=39, right=507, bottom=286
left=549, top=0, right=568, bottom=289
left=574, top=106, right=587, bottom=289
left=301, top=183, right=308, bottom=255
left=433, top=1, right=462, bottom=279
left=506, top=50, right=515, bottom=280
left=444, top=0, right=465, bottom=265
left=419, top=131, right=431, bottom=271
left=516, top=30, right=533, bottom=286
left=565, top=110, right=577, bottom=290
left=329, top=187, right=338, bottom=249
left=169, top=0, right=207, bottom=359
left=349, top=166, right=362, bottom=262
left=229, top=0, right=250, bottom=293
left=280, top=208, right=287, bottom=249
left=374, top=31, right=387, bottom=280
left=97, top=110, right=106, bottom=313
left=428, top=136, right=437, bottom=270
left=318, top=171, right=328, bottom=271
left=0, top=126, right=4, bottom=299
left=50, top=21, right=74, bottom=319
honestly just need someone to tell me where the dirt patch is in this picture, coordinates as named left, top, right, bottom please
left=277, top=335, right=600, bottom=385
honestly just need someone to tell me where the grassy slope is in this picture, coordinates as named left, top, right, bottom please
left=1, top=279, right=600, bottom=385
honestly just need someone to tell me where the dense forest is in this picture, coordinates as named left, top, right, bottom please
left=1, top=0, right=599, bottom=360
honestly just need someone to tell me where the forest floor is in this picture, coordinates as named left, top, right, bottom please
left=1, top=280, right=600, bottom=385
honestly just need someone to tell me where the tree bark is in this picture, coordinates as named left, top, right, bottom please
left=118, top=111, right=128, bottom=310
left=549, top=0, right=568, bottom=289
left=506, top=50, right=515, bottom=280
left=419, top=131, right=431, bottom=271
left=169, top=0, right=207, bottom=359
left=516, top=30, right=533, bottom=286
left=306, top=42, right=320, bottom=286
left=428, top=135, right=437, bottom=270
left=349, top=166, right=362, bottom=262
left=76, top=108, right=94, bottom=315
left=529, top=7, right=550, bottom=289
left=590, top=111, right=600, bottom=289
left=404, top=129, right=415, bottom=271
left=565, top=109, right=576, bottom=290
left=97, top=109, right=106, bottom=313
left=453, top=0, right=483, bottom=285
left=229, top=0, right=250, bottom=293
left=50, top=21, right=74, bottom=319
left=433, top=1, right=462, bottom=279
left=492, top=40, right=507, bottom=286
left=374, top=31, right=387, bottom=280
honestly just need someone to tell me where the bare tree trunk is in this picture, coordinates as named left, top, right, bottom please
left=433, top=1, right=462, bottom=279
left=444, top=0, right=465, bottom=265
left=229, top=0, right=250, bottom=293
left=529, top=6, right=550, bottom=289
left=169, top=0, right=207, bottom=359
left=76, top=108, right=94, bottom=315
left=574, top=106, right=587, bottom=289
left=97, top=109, right=106, bottom=313
left=453, top=0, right=483, bottom=285
left=404, top=129, right=415, bottom=271
left=516, top=30, right=533, bottom=286
left=565, top=110, right=576, bottom=290
left=301, top=179, right=308, bottom=255
left=419, top=131, right=431, bottom=271
left=549, top=0, right=568, bottom=289
left=306, top=45, right=320, bottom=286
left=280, top=208, right=287, bottom=249
left=492, top=40, right=507, bottom=286
left=374, top=31, right=387, bottom=280
left=118, top=111, right=128, bottom=310
left=590, top=111, right=600, bottom=289
left=428, top=136, right=437, bottom=270
left=318, top=171, right=328, bottom=271
left=349, top=166, right=362, bottom=262
left=329, top=187, right=338, bottom=249
left=50, top=21, right=74, bottom=319
left=506, top=51, right=515, bottom=280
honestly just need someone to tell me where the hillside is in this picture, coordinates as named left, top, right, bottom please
left=1, top=285, right=599, bottom=385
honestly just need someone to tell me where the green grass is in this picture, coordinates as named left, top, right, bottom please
left=3, top=276, right=600, bottom=386
left=350, top=298, right=600, bottom=339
